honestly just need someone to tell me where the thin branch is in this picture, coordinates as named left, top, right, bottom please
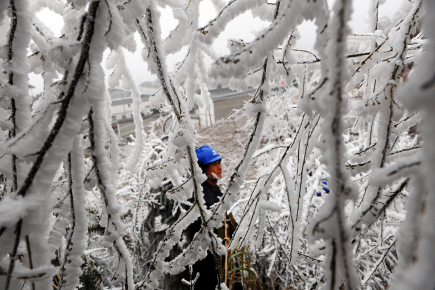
left=308, top=77, right=327, bottom=100
left=388, top=145, right=421, bottom=156
left=197, top=0, right=241, bottom=35
left=349, top=37, right=389, bottom=80
left=393, top=112, right=417, bottom=128
left=167, top=177, right=192, bottom=195
left=281, top=31, right=295, bottom=76
left=292, top=49, right=320, bottom=61
left=386, top=162, right=420, bottom=177
left=296, top=115, right=320, bottom=219
left=104, top=0, right=112, bottom=36
left=59, top=153, right=76, bottom=288
left=354, top=143, right=377, bottom=156
left=253, top=145, right=288, bottom=159
left=5, top=219, right=23, bottom=290
left=369, top=115, right=375, bottom=146
left=143, top=7, right=182, bottom=120
left=362, top=240, right=397, bottom=284
left=368, top=178, right=409, bottom=229
left=5, top=0, right=18, bottom=193
left=345, top=160, right=371, bottom=170
left=267, top=217, right=305, bottom=285
left=25, top=236, right=35, bottom=290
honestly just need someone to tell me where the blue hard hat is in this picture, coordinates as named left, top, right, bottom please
left=196, top=145, right=223, bottom=164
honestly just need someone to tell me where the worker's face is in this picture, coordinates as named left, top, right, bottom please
left=207, top=160, right=222, bottom=179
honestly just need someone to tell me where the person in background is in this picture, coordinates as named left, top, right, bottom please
left=187, top=145, right=243, bottom=290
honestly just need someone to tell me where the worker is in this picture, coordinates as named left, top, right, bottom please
left=187, top=145, right=243, bottom=290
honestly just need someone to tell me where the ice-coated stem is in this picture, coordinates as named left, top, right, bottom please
left=311, top=0, right=359, bottom=289
left=88, top=108, right=134, bottom=289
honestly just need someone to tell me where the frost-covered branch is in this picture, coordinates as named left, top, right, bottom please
left=350, top=0, right=422, bottom=231
left=310, top=0, right=359, bottom=289
left=0, top=0, right=432, bottom=289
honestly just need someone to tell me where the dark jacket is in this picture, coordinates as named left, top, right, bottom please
left=187, top=181, right=242, bottom=290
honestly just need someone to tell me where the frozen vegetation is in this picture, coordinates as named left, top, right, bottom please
left=0, top=0, right=434, bottom=289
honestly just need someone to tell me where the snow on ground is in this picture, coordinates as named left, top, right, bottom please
left=195, top=112, right=258, bottom=186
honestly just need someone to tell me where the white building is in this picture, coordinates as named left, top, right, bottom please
left=109, top=87, right=158, bottom=122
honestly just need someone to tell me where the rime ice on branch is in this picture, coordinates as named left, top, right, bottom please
left=0, top=0, right=432, bottom=289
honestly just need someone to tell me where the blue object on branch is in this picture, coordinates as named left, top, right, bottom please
left=321, top=181, right=330, bottom=193
left=316, top=181, right=330, bottom=196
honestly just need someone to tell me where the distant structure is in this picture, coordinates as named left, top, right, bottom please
left=109, top=83, right=254, bottom=137
left=202, top=86, right=255, bottom=124
left=28, top=84, right=35, bottom=98
left=109, top=87, right=155, bottom=122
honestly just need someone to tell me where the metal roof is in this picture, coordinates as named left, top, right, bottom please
left=208, top=87, right=255, bottom=101
left=108, top=87, right=254, bottom=106
left=111, top=95, right=150, bottom=106
left=109, top=88, right=150, bottom=106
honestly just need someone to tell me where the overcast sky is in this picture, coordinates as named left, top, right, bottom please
left=29, top=0, right=400, bottom=95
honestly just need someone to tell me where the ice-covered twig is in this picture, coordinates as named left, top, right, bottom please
left=310, top=0, right=359, bottom=289
left=367, top=178, right=409, bottom=229
left=361, top=240, right=397, bottom=285
left=58, top=137, right=88, bottom=290
left=196, top=0, right=264, bottom=45
left=296, top=114, right=320, bottom=219
left=388, top=145, right=421, bottom=157
left=88, top=107, right=134, bottom=289
left=111, top=48, right=146, bottom=172
left=350, top=0, right=422, bottom=231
